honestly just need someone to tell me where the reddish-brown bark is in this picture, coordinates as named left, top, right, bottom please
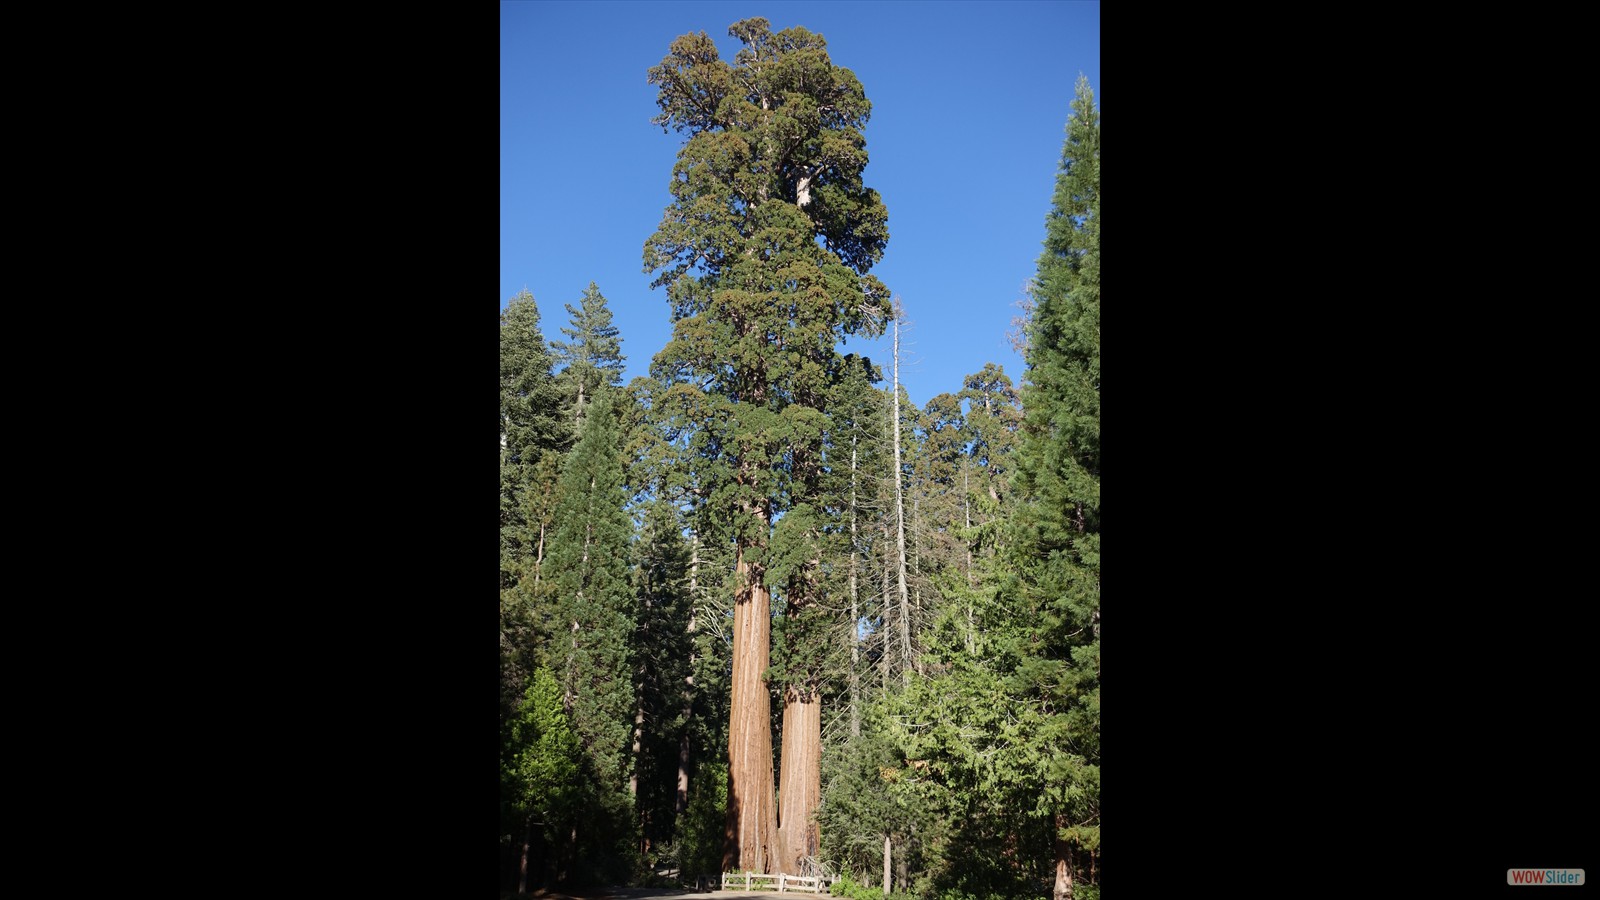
left=724, top=536, right=780, bottom=873
left=777, top=685, right=821, bottom=874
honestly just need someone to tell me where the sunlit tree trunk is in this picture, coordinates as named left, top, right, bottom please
left=777, top=685, right=821, bottom=874
left=1053, top=813, right=1074, bottom=900
left=883, top=835, right=892, bottom=897
left=725, top=508, right=780, bottom=873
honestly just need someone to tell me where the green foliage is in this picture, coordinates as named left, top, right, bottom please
left=502, top=291, right=574, bottom=855
left=551, top=281, right=625, bottom=425
left=985, top=73, right=1100, bottom=896
left=644, top=15, right=892, bottom=556
left=830, top=105, right=1103, bottom=879
left=830, top=873, right=915, bottom=900
left=959, top=363, right=1022, bottom=520
left=501, top=289, right=569, bottom=621
left=508, top=668, right=581, bottom=823
left=630, top=499, right=696, bottom=852
left=525, top=389, right=640, bottom=888
left=502, top=668, right=585, bottom=887
left=817, top=713, right=943, bottom=888
left=928, top=890, right=1021, bottom=900
left=501, top=290, right=571, bottom=467
left=675, top=763, right=728, bottom=883
left=545, top=388, right=637, bottom=790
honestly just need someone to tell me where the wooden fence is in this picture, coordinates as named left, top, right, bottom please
left=719, top=871, right=840, bottom=893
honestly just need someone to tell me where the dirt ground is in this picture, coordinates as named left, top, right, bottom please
left=524, top=888, right=802, bottom=900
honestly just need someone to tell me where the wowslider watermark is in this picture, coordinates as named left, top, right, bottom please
left=1508, top=869, right=1584, bottom=885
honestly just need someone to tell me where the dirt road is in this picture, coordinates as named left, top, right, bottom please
left=519, top=888, right=824, bottom=900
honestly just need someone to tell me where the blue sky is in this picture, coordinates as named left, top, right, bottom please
left=501, top=0, right=1099, bottom=408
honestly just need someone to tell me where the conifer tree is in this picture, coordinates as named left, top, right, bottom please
left=1008, top=75, right=1100, bottom=900
left=501, top=291, right=571, bottom=875
left=551, top=281, right=625, bottom=426
left=501, top=291, right=568, bottom=609
left=505, top=667, right=584, bottom=891
left=644, top=17, right=890, bottom=873
left=629, top=499, right=695, bottom=853
left=501, top=290, right=570, bottom=470
left=543, top=388, right=637, bottom=820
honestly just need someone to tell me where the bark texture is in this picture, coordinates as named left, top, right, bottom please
left=777, top=686, right=821, bottom=873
left=725, top=537, right=780, bottom=872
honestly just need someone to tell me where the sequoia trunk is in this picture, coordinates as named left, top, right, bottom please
left=725, top=530, right=780, bottom=873
left=777, top=685, right=821, bottom=874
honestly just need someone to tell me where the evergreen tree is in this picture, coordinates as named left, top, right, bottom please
left=960, top=363, right=1022, bottom=515
left=551, top=281, right=626, bottom=427
left=542, top=387, right=638, bottom=879
left=629, top=499, right=695, bottom=858
left=644, top=16, right=890, bottom=873
left=836, top=80, right=1099, bottom=900
left=1007, top=75, right=1101, bottom=900
left=501, top=290, right=570, bottom=470
left=504, top=667, right=583, bottom=891
left=501, top=291, right=572, bottom=887
left=826, top=356, right=886, bottom=740
left=501, top=290, right=570, bottom=695
left=627, top=373, right=740, bottom=877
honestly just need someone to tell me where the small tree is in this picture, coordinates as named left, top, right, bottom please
left=506, top=667, right=582, bottom=891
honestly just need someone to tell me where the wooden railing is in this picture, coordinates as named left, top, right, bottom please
left=720, top=870, right=840, bottom=893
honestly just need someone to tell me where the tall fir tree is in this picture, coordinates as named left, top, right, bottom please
left=628, top=499, right=695, bottom=855
left=501, top=290, right=570, bottom=472
left=501, top=289, right=571, bottom=679
left=1008, top=74, right=1100, bottom=900
left=501, top=290, right=572, bottom=883
left=542, top=386, right=639, bottom=879
left=644, top=16, right=889, bottom=873
left=551, top=281, right=625, bottom=427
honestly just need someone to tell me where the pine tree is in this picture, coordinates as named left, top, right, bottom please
left=551, top=281, right=626, bottom=427
left=644, top=16, right=890, bottom=874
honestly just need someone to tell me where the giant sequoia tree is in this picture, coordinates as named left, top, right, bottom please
left=644, top=17, right=889, bottom=874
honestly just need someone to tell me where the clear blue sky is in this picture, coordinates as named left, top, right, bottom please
left=501, top=0, right=1099, bottom=408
